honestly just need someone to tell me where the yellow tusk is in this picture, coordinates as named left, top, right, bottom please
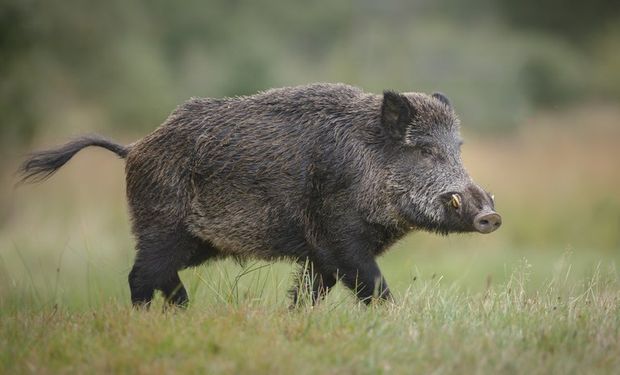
left=451, top=194, right=461, bottom=209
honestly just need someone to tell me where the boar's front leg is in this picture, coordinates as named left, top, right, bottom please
left=290, top=257, right=337, bottom=307
left=334, top=239, right=392, bottom=304
left=339, top=258, right=392, bottom=304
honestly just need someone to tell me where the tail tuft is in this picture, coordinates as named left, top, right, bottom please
left=18, top=134, right=128, bottom=184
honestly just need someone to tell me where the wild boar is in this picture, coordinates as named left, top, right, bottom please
left=19, top=83, right=501, bottom=307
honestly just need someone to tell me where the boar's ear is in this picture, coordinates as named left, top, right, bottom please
left=432, top=92, right=452, bottom=109
left=381, top=91, right=415, bottom=140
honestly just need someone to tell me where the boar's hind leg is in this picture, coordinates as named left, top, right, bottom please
left=129, top=226, right=219, bottom=308
left=160, top=272, right=189, bottom=307
left=128, top=256, right=189, bottom=308
left=128, top=263, right=156, bottom=307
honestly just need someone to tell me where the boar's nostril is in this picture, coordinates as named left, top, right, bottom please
left=474, top=212, right=501, bottom=234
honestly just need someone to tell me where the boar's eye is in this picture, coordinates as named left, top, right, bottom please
left=413, top=141, right=435, bottom=156
left=420, top=147, right=434, bottom=157
left=415, top=144, right=448, bottom=162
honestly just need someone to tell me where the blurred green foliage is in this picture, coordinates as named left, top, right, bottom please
left=497, top=0, right=620, bottom=43
left=1, top=0, right=619, bottom=151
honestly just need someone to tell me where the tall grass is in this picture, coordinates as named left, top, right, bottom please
left=1, top=257, right=618, bottom=374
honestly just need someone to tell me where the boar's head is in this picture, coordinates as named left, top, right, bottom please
left=379, top=90, right=501, bottom=234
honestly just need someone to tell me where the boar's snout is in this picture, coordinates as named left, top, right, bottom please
left=473, top=211, right=502, bottom=233
left=440, top=184, right=501, bottom=234
left=463, top=183, right=502, bottom=234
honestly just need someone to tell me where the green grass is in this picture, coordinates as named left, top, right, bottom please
left=1, top=257, right=618, bottom=374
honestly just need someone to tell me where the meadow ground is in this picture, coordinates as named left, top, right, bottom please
left=1, top=106, right=619, bottom=374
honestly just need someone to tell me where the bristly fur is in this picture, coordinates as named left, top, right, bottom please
left=18, top=83, right=497, bottom=308
left=18, top=134, right=128, bottom=183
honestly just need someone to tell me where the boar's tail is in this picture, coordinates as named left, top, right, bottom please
left=18, top=134, right=129, bottom=184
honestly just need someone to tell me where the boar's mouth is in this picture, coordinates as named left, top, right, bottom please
left=398, top=197, right=454, bottom=235
left=398, top=188, right=501, bottom=235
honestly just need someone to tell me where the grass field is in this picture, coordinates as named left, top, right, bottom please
left=1, top=106, right=619, bottom=374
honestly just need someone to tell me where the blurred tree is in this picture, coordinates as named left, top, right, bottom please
left=497, top=0, right=620, bottom=44
left=0, top=0, right=618, bottom=151
left=0, top=0, right=38, bottom=149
